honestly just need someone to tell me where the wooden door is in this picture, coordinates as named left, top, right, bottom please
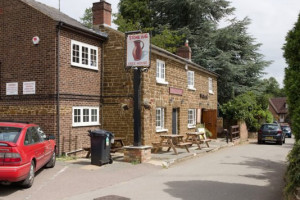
left=202, top=109, right=217, bottom=139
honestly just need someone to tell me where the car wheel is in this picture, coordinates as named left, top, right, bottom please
left=19, top=161, right=35, bottom=188
left=45, top=151, right=56, bottom=168
left=278, top=140, right=283, bottom=145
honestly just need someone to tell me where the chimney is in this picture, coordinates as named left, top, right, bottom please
left=92, top=0, right=112, bottom=27
left=176, top=40, right=192, bottom=60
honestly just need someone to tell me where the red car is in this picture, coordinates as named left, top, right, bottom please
left=0, top=122, right=56, bottom=188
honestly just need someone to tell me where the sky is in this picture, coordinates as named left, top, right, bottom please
left=36, top=0, right=300, bottom=88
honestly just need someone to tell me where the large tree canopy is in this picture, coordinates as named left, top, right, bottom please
left=283, top=13, right=300, bottom=141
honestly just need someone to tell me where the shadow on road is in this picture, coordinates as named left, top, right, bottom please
left=165, top=157, right=286, bottom=200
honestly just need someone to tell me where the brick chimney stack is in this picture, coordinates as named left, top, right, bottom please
left=92, top=0, right=112, bottom=27
left=176, top=40, right=192, bottom=60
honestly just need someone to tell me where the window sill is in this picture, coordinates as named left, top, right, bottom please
left=156, top=129, right=168, bottom=133
left=187, top=125, right=196, bottom=129
left=72, top=123, right=100, bottom=127
left=188, top=87, right=196, bottom=91
left=71, top=63, right=99, bottom=71
left=156, top=79, right=169, bottom=85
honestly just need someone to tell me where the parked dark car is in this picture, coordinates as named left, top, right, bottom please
left=0, top=122, right=56, bottom=188
left=281, top=125, right=292, bottom=138
left=258, top=123, right=285, bottom=145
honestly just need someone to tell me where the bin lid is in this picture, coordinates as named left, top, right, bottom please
left=88, top=129, right=114, bottom=137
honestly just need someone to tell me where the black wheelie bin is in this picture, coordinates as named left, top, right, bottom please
left=88, top=129, right=114, bottom=166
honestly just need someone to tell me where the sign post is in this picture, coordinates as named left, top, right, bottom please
left=125, top=31, right=150, bottom=146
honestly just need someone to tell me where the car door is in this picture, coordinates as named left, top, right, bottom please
left=36, top=126, right=52, bottom=163
left=23, top=127, right=45, bottom=170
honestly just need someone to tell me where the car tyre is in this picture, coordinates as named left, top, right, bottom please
left=45, top=151, right=56, bottom=168
left=19, top=161, right=35, bottom=188
left=258, top=140, right=262, bottom=144
left=278, top=140, right=283, bottom=145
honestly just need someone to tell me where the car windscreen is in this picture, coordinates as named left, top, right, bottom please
left=282, top=126, right=291, bottom=131
left=0, top=127, right=22, bottom=143
left=262, top=124, right=278, bottom=131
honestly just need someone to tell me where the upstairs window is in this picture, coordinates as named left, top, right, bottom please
left=209, top=77, right=213, bottom=94
left=72, top=107, right=99, bottom=127
left=71, top=40, right=98, bottom=70
left=187, top=71, right=195, bottom=90
left=156, top=60, right=168, bottom=84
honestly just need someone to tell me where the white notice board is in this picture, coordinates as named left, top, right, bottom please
left=6, top=82, right=18, bottom=95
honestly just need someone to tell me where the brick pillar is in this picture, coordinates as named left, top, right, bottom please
left=123, top=146, right=152, bottom=163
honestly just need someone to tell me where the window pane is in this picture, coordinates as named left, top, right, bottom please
left=83, top=109, right=89, bottom=122
left=91, top=109, right=97, bottom=122
left=72, top=44, right=80, bottom=63
left=90, top=49, right=97, bottom=67
left=161, top=63, right=165, bottom=79
left=74, top=109, right=81, bottom=123
left=82, top=47, right=88, bottom=65
left=156, top=108, right=161, bottom=128
left=156, top=62, right=160, bottom=78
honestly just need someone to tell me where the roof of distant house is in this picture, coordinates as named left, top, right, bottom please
left=269, top=97, right=288, bottom=114
left=20, top=0, right=108, bottom=38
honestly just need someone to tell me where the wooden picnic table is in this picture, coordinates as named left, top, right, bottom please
left=186, top=132, right=205, bottom=149
left=84, top=137, right=125, bottom=158
left=152, top=135, right=191, bottom=155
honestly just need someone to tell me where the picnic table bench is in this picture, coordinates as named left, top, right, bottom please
left=152, top=135, right=192, bottom=155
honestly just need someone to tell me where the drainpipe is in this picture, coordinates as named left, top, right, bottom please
left=100, top=42, right=104, bottom=128
left=56, top=22, right=63, bottom=156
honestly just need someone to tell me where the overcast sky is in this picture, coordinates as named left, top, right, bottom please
left=36, top=0, right=300, bottom=88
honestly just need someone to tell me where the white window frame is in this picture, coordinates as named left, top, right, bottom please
left=72, top=107, right=100, bottom=127
left=188, top=109, right=196, bottom=128
left=71, top=40, right=98, bottom=70
left=156, top=59, right=168, bottom=85
left=187, top=70, right=195, bottom=90
left=208, top=77, right=214, bottom=94
left=156, top=108, right=168, bottom=132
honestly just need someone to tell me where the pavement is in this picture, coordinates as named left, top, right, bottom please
left=67, top=138, right=235, bottom=168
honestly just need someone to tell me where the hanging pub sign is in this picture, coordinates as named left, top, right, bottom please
left=126, top=33, right=150, bottom=67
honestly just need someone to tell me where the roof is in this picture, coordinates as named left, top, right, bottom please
left=20, top=0, right=108, bottom=38
left=269, top=97, right=288, bottom=114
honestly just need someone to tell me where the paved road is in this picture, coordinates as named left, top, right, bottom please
left=0, top=138, right=294, bottom=200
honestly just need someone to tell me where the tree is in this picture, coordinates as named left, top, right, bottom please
left=283, top=13, right=300, bottom=141
left=114, top=0, right=270, bottom=104
left=80, top=7, right=93, bottom=29
left=220, top=92, right=273, bottom=131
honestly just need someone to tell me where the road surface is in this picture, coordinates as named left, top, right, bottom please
left=0, top=138, right=294, bottom=200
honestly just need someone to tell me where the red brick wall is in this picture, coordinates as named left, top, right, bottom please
left=0, top=0, right=104, bottom=155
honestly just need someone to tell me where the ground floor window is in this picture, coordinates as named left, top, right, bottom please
left=156, top=107, right=167, bottom=132
left=72, top=107, right=99, bottom=127
left=188, top=109, right=196, bottom=128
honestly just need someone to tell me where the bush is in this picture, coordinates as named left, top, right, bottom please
left=285, top=140, right=300, bottom=199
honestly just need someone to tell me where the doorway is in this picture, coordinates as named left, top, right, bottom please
left=202, top=109, right=217, bottom=139
left=172, top=108, right=179, bottom=135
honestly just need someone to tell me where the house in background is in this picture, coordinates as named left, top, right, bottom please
left=0, top=0, right=107, bottom=155
left=269, top=97, right=289, bottom=123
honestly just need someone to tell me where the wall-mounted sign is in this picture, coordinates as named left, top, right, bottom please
left=126, top=33, right=150, bottom=67
left=169, top=87, right=183, bottom=96
left=200, top=93, right=208, bottom=100
left=23, top=81, right=36, bottom=95
left=6, top=82, right=18, bottom=95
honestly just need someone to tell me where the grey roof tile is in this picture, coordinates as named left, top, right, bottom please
left=20, top=0, right=107, bottom=38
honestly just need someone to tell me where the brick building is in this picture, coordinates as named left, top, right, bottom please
left=0, top=0, right=107, bottom=154
left=93, top=1, right=218, bottom=145
left=269, top=97, right=288, bottom=123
